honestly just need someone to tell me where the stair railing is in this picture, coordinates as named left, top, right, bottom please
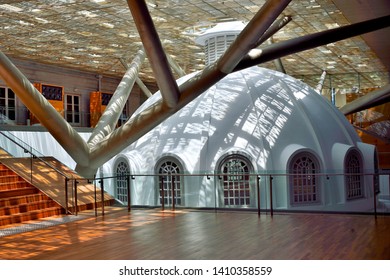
left=0, top=130, right=76, bottom=214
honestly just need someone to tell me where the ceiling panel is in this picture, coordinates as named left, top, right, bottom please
left=0, top=0, right=388, bottom=91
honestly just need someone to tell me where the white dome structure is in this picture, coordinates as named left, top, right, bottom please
left=102, top=22, right=378, bottom=213
left=103, top=67, right=377, bottom=212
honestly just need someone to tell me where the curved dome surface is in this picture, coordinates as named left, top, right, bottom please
left=105, top=66, right=376, bottom=211
left=121, top=66, right=361, bottom=172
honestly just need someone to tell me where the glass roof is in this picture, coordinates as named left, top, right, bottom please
left=0, top=0, right=388, bottom=90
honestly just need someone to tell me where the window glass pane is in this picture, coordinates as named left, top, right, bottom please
left=345, top=151, right=363, bottom=200
left=0, top=88, right=5, bottom=98
left=158, top=160, right=182, bottom=206
left=65, top=94, right=81, bottom=125
left=8, top=89, right=15, bottom=98
left=290, top=153, right=320, bottom=205
left=115, top=161, right=130, bottom=204
left=220, top=156, right=252, bottom=207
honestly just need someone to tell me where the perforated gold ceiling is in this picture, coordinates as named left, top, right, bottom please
left=0, top=0, right=388, bottom=90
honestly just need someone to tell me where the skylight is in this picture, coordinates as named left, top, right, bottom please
left=78, top=10, right=98, bottom=18
left=0, top=4, right=23, bottom=12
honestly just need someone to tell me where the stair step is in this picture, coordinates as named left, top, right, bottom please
left=0, top=175, right=24, bottom=184
left=0, top=181, right=31, bottom=191
left=0, top=164, right=10, bottom=171
left=0, top=169, right=15, bottom=176
left=0, top=193, right=50, bottom=207
left=0, top=187, right=39, bottom=199
left=0, top=207, right=65, bottom=227
left=0, top=200, right=59, bottom=216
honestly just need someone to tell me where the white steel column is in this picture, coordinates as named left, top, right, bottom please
left=217, top=0, right=292, bottom=74
left=0, top=51, right=90, bottom=166
left=235, top=15, right=390, bottom=72
left=88, top=48, right=146, bottom=147
left=340, top=84, right=390, bottom=115
left=126, top=0, right=180, bottom=108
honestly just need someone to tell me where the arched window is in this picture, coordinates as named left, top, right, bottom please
left=157, top=159, right=183, bottom=206
left=345, top=150, right=363, bottom=200
left=115, top=160, right=130, bottom=204
left=219, top=154, right=253, bottom=207
left=289, top=152, right=320, bottom=205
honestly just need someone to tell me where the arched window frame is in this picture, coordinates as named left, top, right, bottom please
left=155, top=156, right=184, bottom=206
left=344, top=149, right=364, bottom=200
left=288, top=151, right=321, bottom=206
left=114, top=158, right=131, bottom=204
left=217, top=153, right=255, bottom=208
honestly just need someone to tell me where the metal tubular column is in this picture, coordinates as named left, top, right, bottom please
left=126, top=0, right=180, bottom=108
left=339, top=84, right=390, bottom=115
left=235, top=15, right=390, bottom=72
left=136, top=77, right=153, bottom=98
left=0, top=51, right=90, bottom=167
left=268, top=38, right=286, bottom=73
left=88, top=48, right=146, bottom=147
left=255, top=15, right=292, bottom=47
left=315, top=70, right=327, bottom=93
left=119, top=58, right=153, bottom=98
left=217, top=0, right=292, bottom=74
left=166, top=54, right=186, bottom=77
left=87, top=65, right=226, bottom=170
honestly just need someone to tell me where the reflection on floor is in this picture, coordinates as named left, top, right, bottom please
left=0, top=208, right=389, bottom=260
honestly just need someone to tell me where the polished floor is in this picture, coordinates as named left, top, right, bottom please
left=0, top=208, right=389, bottom=260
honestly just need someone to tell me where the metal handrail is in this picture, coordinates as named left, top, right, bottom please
left=0, top=130, right=71, bottom=178
left=2, top=129, right=385, bottom=218
left=0, top=130, right=75, bottom=214
left=89, top=171, right=387, bottom=218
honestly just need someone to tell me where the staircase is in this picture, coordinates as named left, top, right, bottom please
left=0, top=130, right=116, bottom=227
left=0, top=163, right=64, bottom=226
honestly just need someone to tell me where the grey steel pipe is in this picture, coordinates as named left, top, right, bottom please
left=339, top=84, right=390, bottom=115
left=0, top=51, right=90, bottom=166
left=119, top=57, right=152, bottom=98
left=135, top=77, right=153, bottom=98
left=88, top=49, right=146, bottom=146
left=167, top=54, right=186, bottom=77
left=268, top=38, right=286, bottom=73
left=84, top=64, right=226, bottom=171
left=217, top=0, right=291, bottom=74
left=255, top=15, right=292, bottom=47
left=315, top=70, right=327, bottom=93
left=126, top=0, right=180, bottom=108
left=235, top=15, right=390, bottom=72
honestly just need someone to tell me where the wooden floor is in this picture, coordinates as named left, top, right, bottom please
left=0, top=208, right=389, bottom=260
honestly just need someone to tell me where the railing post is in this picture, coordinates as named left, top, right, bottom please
left=161, top=176, right=165, bottom=211
left=100, top=178, right=105, bottom=216
left=65, top=177, right=69, bottom=214
left=94, top=177, right=98, bottom=217
left=171, top=174, right=175, bottom=211
left=373, top=175, right=377, bottom=219
left=269, top=175, right=273, bottom=217
left=74, top=180, right=78, bottom=216
left=30, top=153, right=33, bottom=184
left=127, top=175, right=131, bottom=212
left=257, top=175, right=261, bottom=217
